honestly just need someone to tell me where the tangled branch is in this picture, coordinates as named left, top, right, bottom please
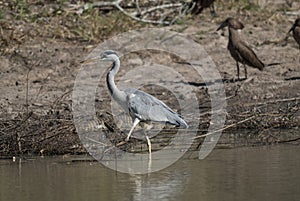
left=68, top=0, right=187, bottom=25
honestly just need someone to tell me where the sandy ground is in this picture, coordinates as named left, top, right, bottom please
left=0, top=0, right=299, bottom=155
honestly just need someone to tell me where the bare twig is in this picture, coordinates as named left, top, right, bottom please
left=284, top=11, right=300, bottom=16
left=25, top=68, right=31, bottom=114
left=244, top=97, right=300, bottom=107
left=51, top=89, right=73, bottom=109
left=114, top=3, right=170, bottom=25
left=135, top=0, right=142, bottom=15
left=278, top=137, right=300, bottom=143
left=194, top=115, right=256, bottom=139
left=260, top=34, right=289, bottom=46
left=86, top=137, right=110, bottom=147
left=92, top=0, right=122, bottom=8
left=131, top=3, right=182, bottom=16
left=25, top=60, right=41, bottom=114
left=82, top=0, right=183, bottom=25
left=4, top=111, right=33, bottom=132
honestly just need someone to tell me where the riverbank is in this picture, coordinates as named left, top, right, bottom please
left=1, top=0, right=299, bottom=156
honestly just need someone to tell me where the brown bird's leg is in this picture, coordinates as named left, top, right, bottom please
left=243, top=63, right=247, bottom=79
left=236, top=61, right=240, bottom=80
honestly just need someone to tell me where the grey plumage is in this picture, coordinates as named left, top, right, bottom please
left=125, top=89, right=188, bottom=128
left=96, top=50, right=188, bottom=153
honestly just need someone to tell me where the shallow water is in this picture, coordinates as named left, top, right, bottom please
left=1, top=145, right=300, bottom=201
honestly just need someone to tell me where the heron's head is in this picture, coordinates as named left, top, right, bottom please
left=100, top=50, right=119, bottom=61
left=217, top=17, right=244, bottom=31
left=289, top=18, right=300, bottom=33
left=80, top=50, right=119, bottom=64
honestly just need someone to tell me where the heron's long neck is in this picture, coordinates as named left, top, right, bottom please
left=106, top=59, right=127, bottom=107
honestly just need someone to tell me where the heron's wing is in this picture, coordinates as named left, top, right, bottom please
left=236, top=41, right=264, bottom=70
left=125, top=89, right=188, bottom=128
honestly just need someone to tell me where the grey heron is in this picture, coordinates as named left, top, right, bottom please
left=86, top=50, right=188, bottom=153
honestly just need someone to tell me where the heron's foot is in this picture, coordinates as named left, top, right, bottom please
left=125, top=136, right=130, bottom=142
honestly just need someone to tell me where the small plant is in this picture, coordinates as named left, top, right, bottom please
left=11, top=0, right=30, bottom=20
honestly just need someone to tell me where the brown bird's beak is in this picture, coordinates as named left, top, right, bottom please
left=288, top=24, right=295, bottom=33
left=217, top=21, right=228, bottom=31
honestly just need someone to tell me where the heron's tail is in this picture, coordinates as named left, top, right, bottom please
left=178, top=118, right=189, bottom=128
left=168, top=114, right=189, bottom=128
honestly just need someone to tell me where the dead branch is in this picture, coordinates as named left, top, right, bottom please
left=131, top=3, right=182, bottom=16
left=51, top=89, right=72, bottom=109
left=194, top=115, right=256, bottom=139
left=278, top=137, right=300, bottom=144
left=4, top=111, right=33, bottom=132
left=115, top=3, right=167, bottom=25
left=73, top=0, right=184, bottom=25
left=284, top=11, right=300, bottom=16
left=243, top=97, right=300, bottom=107
left=260, top=34, right=289, bottom=46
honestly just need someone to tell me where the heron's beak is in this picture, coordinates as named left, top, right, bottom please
left=217, top=21, right=228, bottom=31
left=288, top=24, right=295, bottom=33
left=80, top=56, right=101, bottom=64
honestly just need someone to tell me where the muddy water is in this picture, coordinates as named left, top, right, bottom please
left=1, top=145, right=300, bottom=201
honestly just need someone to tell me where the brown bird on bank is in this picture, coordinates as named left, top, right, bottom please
left=217, top=17, right=280, bottom=80
left=289, top=18, right=300, bottom=59
left=189, top=0, right=216, bottom=15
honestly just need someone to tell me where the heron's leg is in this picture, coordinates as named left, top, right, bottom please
left=125, top=118, right=140, bottom=141
left=244, top=64, right=247, bottom=79
left=236, top=61, right=240, bottom=80
left=145, top=136, right=152, bottom=154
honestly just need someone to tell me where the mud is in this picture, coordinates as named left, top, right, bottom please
left=0, top=0, right=299, bottom=156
